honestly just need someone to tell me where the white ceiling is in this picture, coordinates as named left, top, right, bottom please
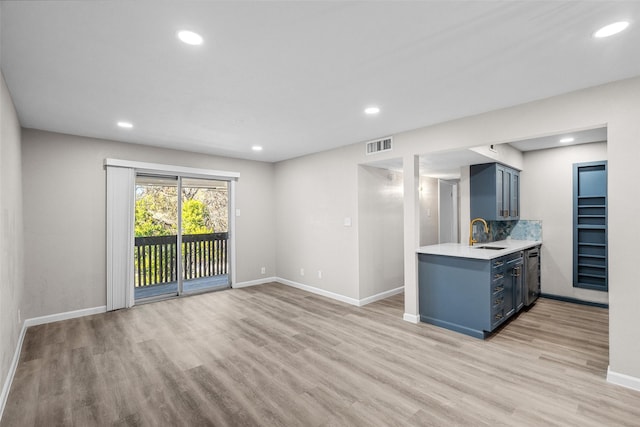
left=508, top=126, right=607, bottom=151
left=1, top=2, right=638, bottom=163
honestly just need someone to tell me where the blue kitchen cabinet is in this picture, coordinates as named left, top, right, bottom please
left=470, top=163, right=520, bottom=220
left=419, top=251, right=524, bottom=338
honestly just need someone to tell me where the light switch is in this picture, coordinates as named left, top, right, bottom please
left=344, top=217, right=352, bottom=227
left=235, top=209, right=241, bottom=217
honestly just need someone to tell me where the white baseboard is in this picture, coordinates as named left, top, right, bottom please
left=403, top=313, right=420, bottom=324
left=358, top=286, right=404, bottom=306
left=607, top=366, right=640, bottom=392
left=23, top=305, right=107, bottom=328
left=233, top=277, right=277, bottom=289
left=276, top=278, right=404, bottom=307
left=0, top=321, right=27, bottom=421
left=276, top=278, right=360, bottom=306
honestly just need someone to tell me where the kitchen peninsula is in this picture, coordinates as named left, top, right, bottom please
left=417, top=239, right=541, bottom=338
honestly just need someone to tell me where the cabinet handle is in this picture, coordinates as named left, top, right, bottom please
left=511, top=266, right=521, bottom=277
left=494, top=274, right=504, bottom=280
left=495, top=313, right=503, bottom=320
left=494, top=261, right=504, bottom=267
left=494, top=298, right=503, bottom=305
left=494, top=286, right=504, bottom=293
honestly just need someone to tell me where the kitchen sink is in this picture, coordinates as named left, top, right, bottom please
left=474, top=245, right=507, bottom=250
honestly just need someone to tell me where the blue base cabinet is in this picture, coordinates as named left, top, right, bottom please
left=419, top=252, right=523, bottom=339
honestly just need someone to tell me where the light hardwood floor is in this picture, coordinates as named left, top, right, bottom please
left=2, top=282, right=638, bottom=426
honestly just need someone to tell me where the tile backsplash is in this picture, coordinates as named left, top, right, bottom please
left=489, top=219, right=542, bottom=241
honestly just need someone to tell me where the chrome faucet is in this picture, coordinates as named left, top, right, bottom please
left=469, top=217, right=489, bottom=246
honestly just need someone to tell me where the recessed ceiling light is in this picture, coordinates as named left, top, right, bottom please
left=593, top=21, right=630, bottom=38
left=364, top=106, right=380, bottom=115
left=252, top=145, right=263, bottom=152
left=117, top=121, right=133, bottom=129
left=559, top=137, right=574, bottom=143
left=177, top=30, right=203, bottom=45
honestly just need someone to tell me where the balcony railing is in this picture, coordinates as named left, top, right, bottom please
left=134, top=232, right=228, bottom=287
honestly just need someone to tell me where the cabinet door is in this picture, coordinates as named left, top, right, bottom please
left=496, top=165, right=504, bottom=219
left=504, top=254, right=523, bottom=318
left=503, top=267, right=515, bottom=318
left=514, top=263, right=524, bottom=311
left=511, top=172, right=519, bottom=219
left=503, top=168, right=512, bottom=219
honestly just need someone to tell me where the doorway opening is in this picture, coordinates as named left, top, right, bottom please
left=134, top=175, right=230, bottom=301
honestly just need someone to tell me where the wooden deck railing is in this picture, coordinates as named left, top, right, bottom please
left=134, top=232, right=228, bottom=287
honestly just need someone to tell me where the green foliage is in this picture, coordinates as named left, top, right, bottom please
left=182, top=199, right=213, bottom=234
left=135, top=187, right=177, bottom=237
left=135, top=186, right=214, bottom=237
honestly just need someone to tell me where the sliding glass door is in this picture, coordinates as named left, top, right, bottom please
left=134, top=175, right=179, bottom=300
left=133, top=175, right=230, bottom=302
left=181, top=178, right=230, bottom=294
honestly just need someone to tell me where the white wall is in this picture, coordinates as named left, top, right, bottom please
left=0, top=72, right=24, bottom=411
left=274, top=144, right=361, bottom=299
left=470, top=142, right=524, bottom=171
left=358, top=166, right=404, bottom=299
left=419, top=176, right=438, bottom=246
left=21, top=129, right=276, bottom=319
left=521, top=142, right=608, bottom=304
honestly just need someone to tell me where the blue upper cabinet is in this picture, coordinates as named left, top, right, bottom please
left=470, top=163, right=520, bottom=221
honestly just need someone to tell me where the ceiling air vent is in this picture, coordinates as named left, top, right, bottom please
left=365, top=137, right=393, bottom=155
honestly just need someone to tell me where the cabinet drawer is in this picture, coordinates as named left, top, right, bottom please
left=491, top=282, right=505, bottom=295
left=492, top=307, right=507, bottom=329
left=492, top=259, right=506, bottom=270
left=492, top=291, right=505, bottom=310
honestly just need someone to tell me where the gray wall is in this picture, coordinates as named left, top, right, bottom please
left=521, top=142, right=608, bottom=304
left=274, top=145, right=361, bottom=299
left=21, top=129, right=276, bottom=319
left=357, top=166, right=404, bottom=299
left=0, top=72, right=24, bottom=404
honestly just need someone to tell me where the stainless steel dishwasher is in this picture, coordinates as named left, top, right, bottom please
left=524, top=246, right=540, bottom=306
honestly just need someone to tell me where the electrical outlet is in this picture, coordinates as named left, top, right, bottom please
left=300, top=268, right=305, bottom=276
left=261, top=267, right=266, bottom=274
left=318, top=270, right=322, bottom=279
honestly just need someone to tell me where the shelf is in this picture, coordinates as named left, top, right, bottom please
left=578, top=263, right=607, bottom=269
left=574, top=161, right=608, bottom=291
left=578, top=254, right=606, bottom=259
left=578, top=272, right=607, bottom=279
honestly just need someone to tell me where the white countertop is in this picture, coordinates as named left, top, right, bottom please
left=417, top=239, right=541, bottom=260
